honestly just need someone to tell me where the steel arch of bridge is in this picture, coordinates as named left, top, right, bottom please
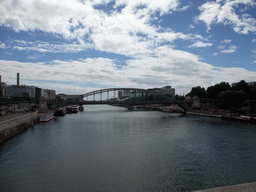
left=84, top=88, right=146, bottom=100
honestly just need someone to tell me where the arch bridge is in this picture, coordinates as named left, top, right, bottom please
left=82, top=88, right=189, bottom=112
left=84, top=88, right=146, bottom=101
left=49, top=87, right=189, bottom=112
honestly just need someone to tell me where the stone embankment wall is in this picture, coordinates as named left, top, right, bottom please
left=0, top=112, right=38, bottom=143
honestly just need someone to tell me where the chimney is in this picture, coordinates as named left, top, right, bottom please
left=17, top=73, right=20, bottom=86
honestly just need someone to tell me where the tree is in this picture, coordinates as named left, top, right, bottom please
left=218, top=90, right=247, bottom=109
left=232, top=80, right=253, bottom=99
left=248, top=84, right=256, bottom=100
left=175, top=94, right=185, bottom=100
left=186, top=86, right=206, bottom=98
left=206, top=82, right=230, bottom=99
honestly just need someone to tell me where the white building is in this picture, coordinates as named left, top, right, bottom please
left=158, top=86, right=175, bottom=98
left=43, top=89, right=56, bottom=100
left=129, top=86, right=175, bottom=99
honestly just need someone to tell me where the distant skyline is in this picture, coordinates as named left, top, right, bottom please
left=0, top=0, right=256, bottom=95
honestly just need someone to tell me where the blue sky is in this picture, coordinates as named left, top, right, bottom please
left=0, top=0, right=256, bottom=95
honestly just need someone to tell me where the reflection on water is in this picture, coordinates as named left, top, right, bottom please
left=1, top=105, right=256, bottom=192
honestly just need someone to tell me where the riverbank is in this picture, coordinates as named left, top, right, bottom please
left=128, top=104, right=225, bottom=117
left=194, top=181, right=256, bottom=192
left=0, top=112, right=38, bottom=143
left=186, top=110, right=224, bottom=118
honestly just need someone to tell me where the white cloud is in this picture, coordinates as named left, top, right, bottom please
left=197, top=1, right=221, bottom=31
left=26, top=54, right=45, bottom=60
left=217, top=45, right=226, bottom=49
left=197, top=0, right=256, bottom=34
left=1, top=44, right=255, bottom=95
left=0, top=0, right=255, bottom=95
left=0, top=43, right=6, bottom=49
left=188, top=24, right=195, bottom=30
left=220, top=45, right=237, bottom=53
left=253, top=39, right=256, bottom=42
left=12, top=40, right=94, bottom=53
left=0, top=0, right=204, bottom=58
left=221, top=39, right=232, bottom=43
left=114, top=0, right=180, bottom=15
left=189, top=41, right=213, bottom=48
left=177, top=5, right=190, bottom=12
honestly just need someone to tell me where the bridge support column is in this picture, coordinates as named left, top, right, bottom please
left=107, top=91, right=109, bottom=100
left=93, top=94, right=95, bottom=101
left=100, top=91, right=102, bottom=101
left=114, top=90, right=116, bottom=99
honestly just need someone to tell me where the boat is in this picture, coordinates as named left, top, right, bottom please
left=79, top=105, right=84, bottom=112
left=66, top=105, right=79, bottom=113
left=39, top=113, right=55, bottom=122
left=128, top=106, right=145, bottom=111
left=54, top=107, right=66, bottom=116
left=222, top=114, right=256, bottom=124
left=72, top=105, right=79, bottom=113
left=162, top=108, right=173, bottom=112
left=133, top=106, right=145, bottom=111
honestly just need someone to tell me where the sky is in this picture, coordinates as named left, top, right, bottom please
left=0, top=0, right=256, bottom=96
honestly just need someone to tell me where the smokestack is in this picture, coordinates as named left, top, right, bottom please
left=17, top=73, right=20, bottom=86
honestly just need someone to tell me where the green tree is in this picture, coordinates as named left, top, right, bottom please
left=249, top=84, right=256, bottom=100
left=175, top=94, right=185, bottom=100
left=186, top=86, right=206, bottom=98
left=218, top=90, right=247, bottom=109
left=206, top=82, right=230, bottom=99
left=232, top=80, right=252, bottom=99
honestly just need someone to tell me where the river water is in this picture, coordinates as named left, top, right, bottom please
left=1, top=105, right=256, bottom=192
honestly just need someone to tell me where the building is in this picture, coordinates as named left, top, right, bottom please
left=58, top=94, right=84, bottom=102
left=159, top=86, right=175, bottom=98
left=123, top=90, right=130, bottom=96
left=232, top=81, right=256, bottom=87
left=0, top=75, right=6, bottom=97
left=128, top=86, right=175, bottom=99
left=153, top=86, right=175, bottom=98
left=43, top=89, right=56, bottom=100
left=35, top=87, right=43, bottom=99
left=118, top=91, right=123, bottom=98
left=130, top=91, right=143, bottom=98
left=0, top=82, right=7, bottom=97
left=6, top=85, right=35, bottom=98
left=248, top=82, right=256, bottom=86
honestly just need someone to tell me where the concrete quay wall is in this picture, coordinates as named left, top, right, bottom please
left=187, top=111, right=223, bottom=118
left=194, top=181, right=256, bottom=192
left=0, top=112, right=38, bottom=143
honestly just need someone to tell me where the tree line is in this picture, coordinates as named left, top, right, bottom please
left=185, top=80, right=256, bottom=110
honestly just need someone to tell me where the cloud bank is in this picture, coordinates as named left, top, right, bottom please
left=0, top=0, right=256, bottom=95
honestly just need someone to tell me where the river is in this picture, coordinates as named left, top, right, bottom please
left=1, top=105, right=256, bottom=192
